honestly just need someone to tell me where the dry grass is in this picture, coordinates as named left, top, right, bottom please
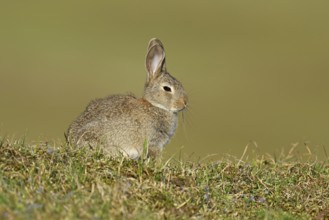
left=0, top=137, right=329, bottom=219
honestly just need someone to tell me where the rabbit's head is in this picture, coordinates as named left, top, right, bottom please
left=143, top=38, right=188, bottom=113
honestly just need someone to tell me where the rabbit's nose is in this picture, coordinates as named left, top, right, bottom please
left=183, top=95, right=188, bottom=107
left=183, top=100, right=187, bottom=108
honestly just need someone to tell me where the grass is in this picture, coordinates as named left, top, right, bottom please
left=0, top=137, right=329, bottom=219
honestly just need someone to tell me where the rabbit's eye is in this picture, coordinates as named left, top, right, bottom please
left=163, top=86, right=172, bottom=92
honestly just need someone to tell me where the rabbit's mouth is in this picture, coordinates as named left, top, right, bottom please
left=152, top=102, right=186, bottom=113
left=172, top=105, right=187, bottom=113
left=172, top=95, right=188, bottom=113
left=171, top=104, right=188, bottom=113
left=147, top=96, right=188, bottom=113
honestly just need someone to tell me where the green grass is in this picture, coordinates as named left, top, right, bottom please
left=0, top=137, right=329, bottom=219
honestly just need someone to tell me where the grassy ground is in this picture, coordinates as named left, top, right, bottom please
left=0, top=137, right=329, bottom=219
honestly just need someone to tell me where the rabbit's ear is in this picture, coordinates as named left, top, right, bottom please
left=146, top=38, right=166, bottom=81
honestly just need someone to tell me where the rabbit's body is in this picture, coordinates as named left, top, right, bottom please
left=67, top=94, right=178, bottom=158
left=67, top=38, right=187, bottom=158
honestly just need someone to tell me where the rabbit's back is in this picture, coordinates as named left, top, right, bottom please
left=68, top=94, right=142, bottom=144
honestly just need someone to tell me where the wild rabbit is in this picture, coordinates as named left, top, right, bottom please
left=67, top=38, right=188, bottom=159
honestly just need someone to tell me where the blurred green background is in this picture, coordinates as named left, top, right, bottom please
left=1, top=1, right=329, bottom=159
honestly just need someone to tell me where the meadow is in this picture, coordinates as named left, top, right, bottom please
left=1, top=2, right=329, bottom=219
left=1, top=137, right=328, bottom=219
